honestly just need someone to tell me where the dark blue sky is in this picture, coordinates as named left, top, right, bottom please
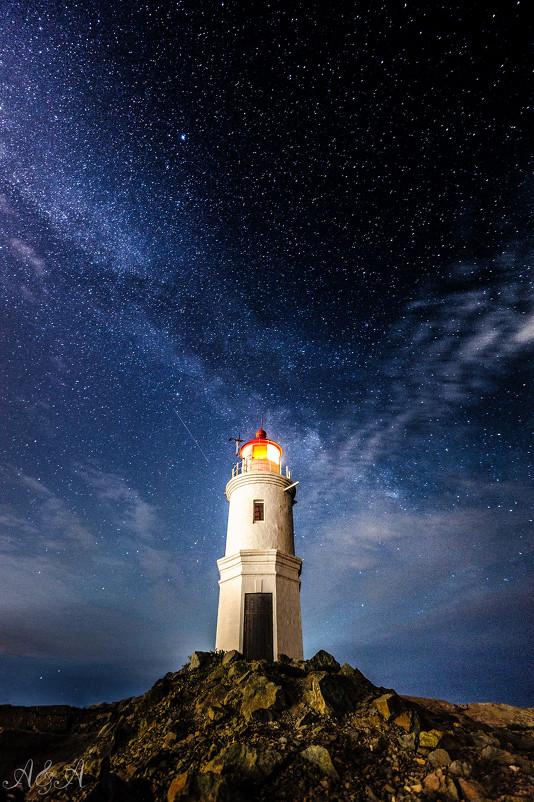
left=0, top=0, right=532, bottom=708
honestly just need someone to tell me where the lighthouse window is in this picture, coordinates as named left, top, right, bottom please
left=253, top=500, right=264, bottom=522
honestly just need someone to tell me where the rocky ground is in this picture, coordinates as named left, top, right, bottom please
left=0, top=650, right=532, bottom=801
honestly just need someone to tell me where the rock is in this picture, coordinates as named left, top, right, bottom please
left=423, top=771, right=441, bottom=792
left=189, top=651, right=214, bottom=671
left=365, top=787, right=381, bottom=802
left=457, top=776, right=489, bottom=800
left=195, top=684, right=230, bottom=719
left=83, top=761, right=147, bottom=801
left=277, top=653, right=292, bottom=664
left=307, top=650, right=341, bottom=672
left=209, top=665, right=227, bottom=681
left=393, top=711, right=413, bottom=731
left=185, top=771, right=232, bottom=802
left=221, top=650, right=242, bottom=666
left=470, top=729, right=500, bottom=749
left=196, top=685, right=228, bottom=715
left=368, top=734, right=388, bottom=754
left=250, top=659, right=270, bottom=673
left=419, top=728, right=443, bottom=748
left=374, top=693, right=406, bottom=723
left=304, top=672, right=362, bottom=716
left=423, top=769, right=459, bottom=800
left=145, top=674, right=177, bottom=705
left=444, top=777, right=460, bottom=800
left=344, top=666, right=376, bottom=700
left=240, top=675, right=285, bottom=722
left=449, top=759, right=472, bottom=777
left=398, top=732, right=417, bottom=751
left=427, top=748, right=452, bottom=767
left=481, top=744, right=516, bottom=765
left=301, top=745, right=340, bottom=780
left=505, top=731, right=534, bottom=751
left=462, top=702, right=534, bottom=730
left=297, top=710, right=317, bottom=728
left=168, top=771, right=191, bottom=801
left=171, top=770, right=233, bottom=802
left=202, top=743, right=282, bottom=779
left=97, top=721, right=116, bottom=739
left=207, top=706, right=226, bottom=721
left=226, top=661, right=250, bottom=681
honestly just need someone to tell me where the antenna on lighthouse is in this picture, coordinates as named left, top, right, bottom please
left=256, top=412, right=267, bottom=439
left=228, top=434, right=243, bottom=456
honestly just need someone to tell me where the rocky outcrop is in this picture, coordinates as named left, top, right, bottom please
left=0, top=651, right=532, bottom=800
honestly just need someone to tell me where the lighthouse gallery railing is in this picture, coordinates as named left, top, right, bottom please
left=231, top=459, right=291, bottom=479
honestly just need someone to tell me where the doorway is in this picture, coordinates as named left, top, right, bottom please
left=243, top=593, right=273, bottom=661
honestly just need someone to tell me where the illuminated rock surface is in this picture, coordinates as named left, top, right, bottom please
left=0, top=651, right=532, bottom=800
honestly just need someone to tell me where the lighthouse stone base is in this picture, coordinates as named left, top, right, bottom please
left=215, top=548, right=303, bottom=661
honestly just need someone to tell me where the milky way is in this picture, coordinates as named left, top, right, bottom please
left=0, top=1, right=532, bottom=706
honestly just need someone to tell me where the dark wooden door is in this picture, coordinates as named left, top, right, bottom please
left=243, top=593, right=273, bottom=661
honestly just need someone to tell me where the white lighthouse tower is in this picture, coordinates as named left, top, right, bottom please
left=215, top=423, right=303, bottom=661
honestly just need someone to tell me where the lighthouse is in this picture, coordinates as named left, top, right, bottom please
left=215, top=424, right=303, bottom=661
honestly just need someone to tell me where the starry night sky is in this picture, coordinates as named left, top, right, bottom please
left=0, top=1, right=532, bottom=708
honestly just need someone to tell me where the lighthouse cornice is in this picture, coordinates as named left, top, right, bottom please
left=217, top=549, right=303, bottom=582
left=225, top=472, right=297, bottom=501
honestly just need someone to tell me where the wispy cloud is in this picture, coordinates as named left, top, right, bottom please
left=74, top=465, right=185, bottom=595
left=0, top=466, right=94, bottom=551
left=514, top=313, right=534, bottom=343
left=311, top=258, right=534, bottom=478
left=0, top=463, right=185, bottom=663
left=75, top=466, right=158, bottom=541
left=302, top=477, right=533, bottom=630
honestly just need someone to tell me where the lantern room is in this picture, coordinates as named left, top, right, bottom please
left=239, top=427, right=282, bottom=474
